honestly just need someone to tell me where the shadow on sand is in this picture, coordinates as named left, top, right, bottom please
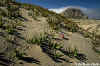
left=0, top=53, right=13, bottom=66
left=59, top=49, right=88, bottom=63
left=18, top=57, right=40, bottom=64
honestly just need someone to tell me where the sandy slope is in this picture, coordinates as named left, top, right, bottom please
left=14, top=10, right=100, bottom=66
left=64, top=33, right=100, bottom=63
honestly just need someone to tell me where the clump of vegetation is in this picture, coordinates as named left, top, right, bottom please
left=6, top=27, right=15, bottom=34
left=64, top=21, right=79, bottom=32
left=65, top=47, right=79, bottom=58
left=27, top=32, right=49, bottom=44
left=27, top=32, right=87, bottom=62
left=47, top=16, right=61, bottom=30
left=92, top=47, right=100, bottom=54
left=14, top=50, right=40, bottom=64
left=83, top=31, right=90, bottom=38
left=27, top=32, right=65, bottom=62
left=0, top=17, right=22, bottom=34
left=0, top=0, right=24, bottom=35
left=47, top=16, right=79, bottom=32
left=92, top=34, right=100, bottom=54
left=59, top=47, right=87, bottom=62
left=0, top=16, right=3, bottom=27
left=91, top=30, right=100, bottom=46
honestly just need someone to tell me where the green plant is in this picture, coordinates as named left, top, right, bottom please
left=6, top=27, right=15, bottom=34
left=92, top=47, right=100, bottom=54
left=15, top=20, right=23, bottom=27
left=64, top=22, right=78, bottom=32
left=0, top=16, right=3, bottom=27
left=27, top=33, right=48, bottom=45
left=65, top=48, right=73, bottom=58
left=51, top=43, right=63, bottom=50
left=64, top=47, right=78, bottom=57
left=84, top=32, right=90, bottom=38
left=27, top=36, right=41, bottom=45
left=15, top=50, right=26, bottom=58
left=0, top=7, right=9, bottom=17
left=53, top=52, right=63, bottom=59
left=5, top=35, right=14, bottom=42
left=0, top=21, right=3, bottom=27
left=73, top=48, right=78, bottom=57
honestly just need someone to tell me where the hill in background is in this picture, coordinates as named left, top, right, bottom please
left=61, top=8, right=88, bottom=19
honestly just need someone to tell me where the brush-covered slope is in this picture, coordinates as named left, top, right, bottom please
left=0, top=0, right=79, bottom=66
left=0, top=0, right=100, bottom=66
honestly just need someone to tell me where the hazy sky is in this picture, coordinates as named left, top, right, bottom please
left=16, top=0, right=100, bottom=19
